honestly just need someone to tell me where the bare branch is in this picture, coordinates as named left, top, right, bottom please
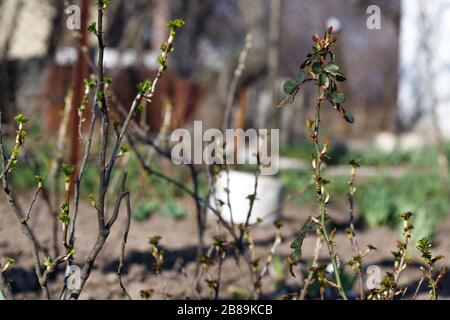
left=0, top=113, right=50, bottom=299
left=117, top=191, right=132, bottom=300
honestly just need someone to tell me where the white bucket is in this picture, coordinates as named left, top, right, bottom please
left=209, top=170, right=284, bottom=225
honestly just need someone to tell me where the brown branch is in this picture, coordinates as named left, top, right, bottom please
left=412, top=277, right=424, bottom=300
left=117, top=191, right=132, bottom=300
left=59, top=86, right=98, bottom=300
left=253, top=224, right=282, bottom=299
left=299, top=236, right=323, bottom=300
left=130, top=135, right=259, bottom=293
left=127, top=136, right=262, bottom=295
left=96, top=1, right=109, bottom=236
left=127, top=136, right=237, bottom=236
left=347, top=163, right=364, bottom=299
left=106, top=174, right=128, bottom=229
left=222, top=34, right=252, bottom=131
left=104, top=21, right=180, bottom=188
left=67, top=4, right=128, bottom=299
left=0, top=114, right=50, bottom=299
left=69, top=173, right=128, bottom=300
left=66, top=89, right=98, bottom=248
left=312, top=88, right=347, bottom=300
left=42, top=255, right=67, bottom=284
left=22, top=184, right=43, bottom=223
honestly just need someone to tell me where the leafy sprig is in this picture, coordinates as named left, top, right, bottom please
left=279, top=26, right=354, bottom=124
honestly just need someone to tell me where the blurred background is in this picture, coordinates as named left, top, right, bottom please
left=1, top=0, right=450, bottom=299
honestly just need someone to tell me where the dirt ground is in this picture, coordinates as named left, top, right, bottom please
left=1, top=192, right=449, bottom=300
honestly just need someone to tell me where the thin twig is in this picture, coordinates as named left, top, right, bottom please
left=22, top=184, right=43, bottom=223
left=312, top=88, right=347, bottom=300
left=117, top=191, right=132, bottom=300
left=222, top=34, right=253, bottom=131
left=412, top=277, right=424, bottom=300
left=220, top=34, right=253, bottom=229
left=0, top=114, right=50, bottom=299
left=253, top=224, right=282, bottom=299
left=347, top=163, right=364, bottom=299
left=104, top=22, right=180, bottom=188
left=299, top=236, right=323, bottom=300
left=60, top=92, right=98, bottom=299
left=69, top=173, right=128, bottom=300
left=128, top=136, right=237, bottom=237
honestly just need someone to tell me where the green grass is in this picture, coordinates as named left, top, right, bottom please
left=281, top=140, right=450, bottom=167
left=280, top=168, right=448, bottom=240
left=279, top=140, right=450, bottom=240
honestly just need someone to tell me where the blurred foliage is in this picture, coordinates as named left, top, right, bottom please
left=279, top=141, right=450, bottom=240
left=271, top=255, right=286, bottom=293
left=133, top=200, right=159, bottom=222
left=281, top=140, right=450, bottom=167
left=6, top=130, right=450, bottom=237
left=159, top=199, right=187, bottom=220
left=5, top=135, right=194, bottom=222
left=358, top=172, right=448, bottom=240
left=132, top=198, right=187, bottom=222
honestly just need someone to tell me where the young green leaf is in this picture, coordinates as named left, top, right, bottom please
left=331, top=91, right=346, bottom=104
left=14, top=114, right=28, bottom=124
left=296, top=70, right=306, bottom=82
left=137, top=81, right=151, bottom=95
left=87, top=22, right=97, bottom=34
left=283, top=79, right=300, bottom=95
left=166, top=19, right=185, bottom=32
left=288, top=217, right=317, bottom=277
left=44, top=257, right=52, bottom=270
left=334, top=71, right=347, bottom=82
left=343, top=111, right=355, bottom=124
left=319, top=73, right=330, bottom=89
left=323, top=63, right=339, bottom=75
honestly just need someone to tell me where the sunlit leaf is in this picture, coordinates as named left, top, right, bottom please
left=319, top=73, right=329, bottom=89
left=323, top=63, right=339, bottom=75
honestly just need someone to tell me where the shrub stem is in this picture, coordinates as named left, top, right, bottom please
left=312, top=89, right=347, bottom=300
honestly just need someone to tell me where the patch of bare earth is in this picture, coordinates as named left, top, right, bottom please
left=0, top=193, right=449, bottom=300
